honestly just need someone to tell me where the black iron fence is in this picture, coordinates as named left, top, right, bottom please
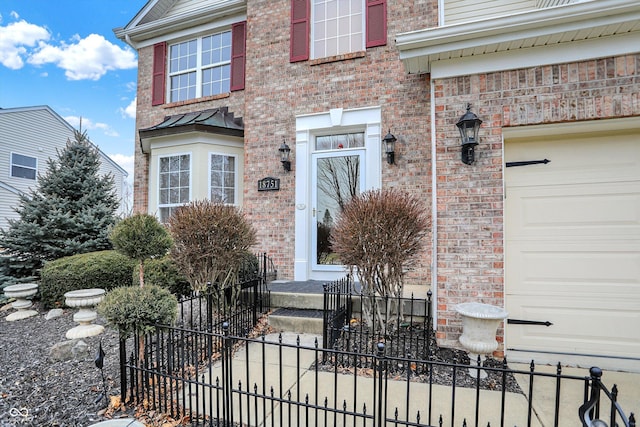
left=118, top=276, right=636, bottom=427
left=258, top=251, right=277, bottom=284
left=323, top=276, right=434, bottom=362
left=322, top=276, right=352, bottom=350
left=119, top=276, right=270, bottom=402
left=120, top=322, right=636, bottom=427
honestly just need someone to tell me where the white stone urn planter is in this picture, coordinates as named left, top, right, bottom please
left=64, top=288, right=106, bottom=339
left=456, top=302, right=508, bottom=378
left=3, top=283, right=39, bottom=321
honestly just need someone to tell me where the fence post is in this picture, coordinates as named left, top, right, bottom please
left=222, top=321, right=232, bottom=426
left=375, top=342, right=386, bottom=427
left=579, top=367, right=603, bottom=427
left=119, top=337, right=127, bottom=403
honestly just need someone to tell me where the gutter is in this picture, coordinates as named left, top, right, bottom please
left=430, top=78, right=438, bottom=330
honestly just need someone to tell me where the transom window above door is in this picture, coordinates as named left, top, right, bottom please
left=315, top=132, right=365, bottom=150
left=169, top=31, right=231, bottom=102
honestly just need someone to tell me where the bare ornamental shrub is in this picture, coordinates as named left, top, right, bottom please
left=167, top=200, right=257, bottom=310
left=331, top=189, right=428, bottom=331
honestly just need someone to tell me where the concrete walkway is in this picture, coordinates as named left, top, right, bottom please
left=185, top=332, right=638, bottom=427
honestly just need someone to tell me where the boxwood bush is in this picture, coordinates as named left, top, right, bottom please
left=140, top=256, right=192, bottom=298
left=40, top=250, right=136, bottom=308
left=98, top=285, right=178, bottom=339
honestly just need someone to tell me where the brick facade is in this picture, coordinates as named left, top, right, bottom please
left=129, top=1, right=640, bottom=354
left=433, top=54, right=640, bottom=349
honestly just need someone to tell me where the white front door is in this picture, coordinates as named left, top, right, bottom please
left=293, top=106, right=382, bottom=282
left=311, top=149, right=365, bottom=271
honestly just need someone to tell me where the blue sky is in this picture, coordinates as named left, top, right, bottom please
left=0, top=0, right=149, bottom=180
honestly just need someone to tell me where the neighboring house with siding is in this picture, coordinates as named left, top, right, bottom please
left=115, top=0, right=640, bottom=371
left=0, top=106, right=129, bottom=230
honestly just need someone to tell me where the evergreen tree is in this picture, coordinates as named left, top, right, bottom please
left=0, top=130, right=119, bottom=282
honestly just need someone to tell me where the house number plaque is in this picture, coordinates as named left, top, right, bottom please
left=258, top=177, right=280, bottom=191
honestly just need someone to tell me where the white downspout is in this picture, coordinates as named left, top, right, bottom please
left=430, top=78, right=438, bottom=330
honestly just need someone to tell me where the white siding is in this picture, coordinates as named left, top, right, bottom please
left=165, top=0, right=229, bottom=18
left=0, top=107, right=128, bottom=230
left=0, top=108, right=64, bottom=198
left=0, top=187, right=21, bottom=231
left=443, top=0, right=583, bottom=25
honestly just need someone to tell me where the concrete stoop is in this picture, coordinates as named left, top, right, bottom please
left=268, top=308, right=324, bottom=335
left=268, top=290, right=325, bottom=335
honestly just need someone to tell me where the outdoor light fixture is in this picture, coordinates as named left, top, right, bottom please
left=456, top=104, right=482, bottom=165
left=382, top=129, right=397, bottom=165
left=279, top=138, right=291, bottom=172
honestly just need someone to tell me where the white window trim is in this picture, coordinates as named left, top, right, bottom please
left=208, top=151, right=239, bottom=206
left=157, top=152, right=192, bottom=220
left=310, top=0, right=366, bottom=60
left=167, top=30, right=231, bottom=102
left=10, top=152, right=37, bottom=180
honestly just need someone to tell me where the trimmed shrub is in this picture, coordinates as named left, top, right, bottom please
left=331, top=189, right=428, bottom=330
left=168, top=200, right=257, bottom=292
left=140, top=256, right=191, bottom=298
left=110, top=213, right=172, bottom=287
left=40, top=250, right=136, bottom=308
left=98, top=285, right=178, bottom=339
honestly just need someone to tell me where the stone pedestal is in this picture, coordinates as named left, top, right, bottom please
left=456, top=302, right=508, bottom=379
left=64, top=288, right=105, bottom=339
left=4, top=283, right=39, bottom=321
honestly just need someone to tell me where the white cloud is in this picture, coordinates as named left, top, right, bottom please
left=28, top=33, right=137, bottom=81
left=64, top=115, right=119, bottom=137
left=107, top=153, right=135, bottom=182
left=119, top=97, right=137, bottom=119
left=0, top=19, right=50, bottom=69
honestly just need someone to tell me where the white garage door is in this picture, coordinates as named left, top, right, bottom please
left=505, top=130, right=640, bottom=367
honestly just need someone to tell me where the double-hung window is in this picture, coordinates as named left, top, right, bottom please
left=312, top=0, right=364, bottom=59
left=158, top=154, right=190, bottom=222
left=209, top=153, right=236, bottom=204
left=169, top=31, right=232, bottom=103
left=11, top=153, right=37, bottom=180
left=290, top=0, right=386, bottom=62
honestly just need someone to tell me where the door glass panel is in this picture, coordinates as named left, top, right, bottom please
left=315, top=154, right=361, bottom=265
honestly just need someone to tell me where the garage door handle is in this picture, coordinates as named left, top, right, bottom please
left=507, top=318, right=553, bottom=327
left=505, top=159, right=551, bottom=168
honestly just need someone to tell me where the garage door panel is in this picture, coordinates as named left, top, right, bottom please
left=505, top=134, right=640, bottom=187
left=507, top=245, right=640, bottom=296
left=505, top=130, right=640, bottom=361
left=507, top=183, right=640, bottom=239
left=506, top=296, right=640, bottom=358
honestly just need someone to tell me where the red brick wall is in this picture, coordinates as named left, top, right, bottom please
left=133, top=46, right=246, bottom=214
left=242, top=0, right=437, bottom=281
left=433, top=54, right=640, bottom=349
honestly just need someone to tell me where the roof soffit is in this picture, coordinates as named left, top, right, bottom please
left=396, top=0, right=640, bottom=74
left=114, top=0, right=247, bottom=47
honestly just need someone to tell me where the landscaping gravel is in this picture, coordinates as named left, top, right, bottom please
left=0, top=302, right=123, bottom=427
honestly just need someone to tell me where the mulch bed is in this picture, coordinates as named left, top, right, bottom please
left=319, top=320, right=522, bottom=394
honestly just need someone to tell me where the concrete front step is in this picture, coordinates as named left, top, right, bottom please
left=270, top=291, right=324, bottom=311
left=268, top=308, right=324, bottom=335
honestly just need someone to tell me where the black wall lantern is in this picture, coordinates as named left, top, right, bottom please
left=382, top=130, right=397, bottom=165
left=279, top=138, right=291, bottom=172
left=456, top=104, right=482, bottom=165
